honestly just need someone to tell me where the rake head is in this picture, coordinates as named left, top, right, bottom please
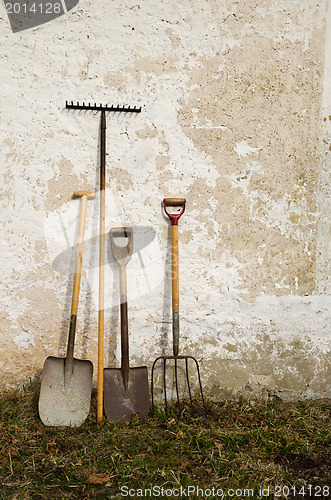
left=65, top=101, right=141, bottom=113
left=151, top=355, right=207, bottom=418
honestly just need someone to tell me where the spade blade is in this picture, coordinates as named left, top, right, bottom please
left=103, top=367, right=149, bottom=423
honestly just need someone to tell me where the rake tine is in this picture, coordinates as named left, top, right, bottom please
left=66, top=102, right=142, bottom=113
left=174, top=358, right=181, bottom=415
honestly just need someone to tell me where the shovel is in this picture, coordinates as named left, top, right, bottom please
left=38, top=191, right=95, bottom=427
left=104, top=227, right=150, bottom=423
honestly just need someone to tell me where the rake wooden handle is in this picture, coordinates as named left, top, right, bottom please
left=97, top=110, right=106, bottom=424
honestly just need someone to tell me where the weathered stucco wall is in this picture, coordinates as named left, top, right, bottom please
left=0, top=0, right=330, bottom=400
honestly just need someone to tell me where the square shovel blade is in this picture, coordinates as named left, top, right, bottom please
left=103, top=367, right=150, bottom=423
left=38, top=356, right=93, bottom=427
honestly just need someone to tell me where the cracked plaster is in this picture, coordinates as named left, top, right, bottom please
left=0, top=0, right=330, bottom=400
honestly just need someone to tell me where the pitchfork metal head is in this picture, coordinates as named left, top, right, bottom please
left=151, top=355, right=207, bottom=418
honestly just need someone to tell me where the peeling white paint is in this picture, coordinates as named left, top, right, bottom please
left=0, top=0, right=329, bottom=400
left=228, top=161, right=264, bottom=191
left=234, top=141, right=262, bottom=157
left=13, top=331, right=35, bottom=349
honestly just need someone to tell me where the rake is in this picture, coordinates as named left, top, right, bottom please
left=66, top=101, right=141, bottom=423
left=151, top=198, right=207, bottom=418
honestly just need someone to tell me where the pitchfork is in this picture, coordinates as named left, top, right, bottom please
left=151, top=198, right=207, bottom=417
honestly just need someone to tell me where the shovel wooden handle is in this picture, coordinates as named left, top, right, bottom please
left=65, top=191, right=94, bottom=385
left=71, top=191, right=95, bottom=317
left=73, top=191, right=96, bottom=199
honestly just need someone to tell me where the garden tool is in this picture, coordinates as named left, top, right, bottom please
left=66, top=101, right=141, bottom=423
left=39, top=191, right=95, bottom=427
left=104, top=227, right=150, bottom=423
left=151, top=198, right=207, bottom=417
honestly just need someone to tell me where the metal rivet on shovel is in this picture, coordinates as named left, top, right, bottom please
left=38, top=191, right=95, bottom=427
left=104, top=227, right=150, bottom=423
left=151, top=198, right=207, bottom=418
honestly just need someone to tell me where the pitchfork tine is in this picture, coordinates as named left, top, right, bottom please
left=193, top=357, right=207, bottom=418
left=185, top=358, right=193, bottom=413
left=163, top=358, right=168, bottom=413
left=151, top=355, right=207, bottom=418
left=174, top=358, right=181, bottom=414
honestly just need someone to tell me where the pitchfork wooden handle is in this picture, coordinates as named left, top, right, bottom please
left=164, top=198, right=185, bottom=206
left=171, top=224, right=180, bottom=356
left=163, top=198, right=186, bottom=357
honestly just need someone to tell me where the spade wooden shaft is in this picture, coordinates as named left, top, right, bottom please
left=120, top=264, right=129, bottom=390
left=109, top=227, right=133, bottom=391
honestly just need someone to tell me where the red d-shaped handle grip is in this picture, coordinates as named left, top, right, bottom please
left=163, top=198, right=186, bottom=225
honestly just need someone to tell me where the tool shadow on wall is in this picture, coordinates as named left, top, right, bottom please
left=51, top=225, right=158, bottom=356
left=105, top=226, right=158, bottom=364
left=54, top=199, right=96, bottom=361
left=160, top=210, right=173, bottom=356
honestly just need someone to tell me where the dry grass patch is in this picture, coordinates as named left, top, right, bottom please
left=0, top=381, right=330, bottom=499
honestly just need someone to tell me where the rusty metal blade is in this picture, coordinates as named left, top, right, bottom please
left=38, top=357, right=93, bottom=427
left=103, top=367, right=149, bottom=423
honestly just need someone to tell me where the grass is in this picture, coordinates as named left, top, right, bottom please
left=0, top=380, right=330, bottom=499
